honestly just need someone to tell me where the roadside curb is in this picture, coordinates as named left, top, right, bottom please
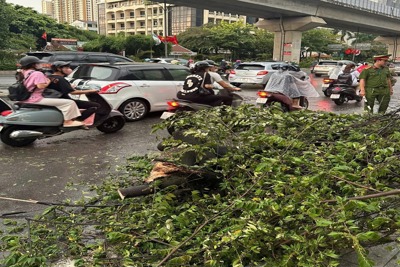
left=0, top=71, right=15, bottom=75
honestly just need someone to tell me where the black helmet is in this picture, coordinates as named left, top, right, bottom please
left=19, top=56, right=45, bottom=68
left=51, top=61, right=71, bottom=71
left=195, top=61, right=212, bottom=69
left=205, top=60, right=218, bottom=66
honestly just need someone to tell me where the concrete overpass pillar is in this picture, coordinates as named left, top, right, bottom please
left=374, top=36, right=400, bottom=62
left=256, top=16, right=326, bottom=63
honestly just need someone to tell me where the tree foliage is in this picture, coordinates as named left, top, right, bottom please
left=2, top=106, right=400, bottom=266
left=178, top=21, right=274, bottom=60
left=2, top=2, right=98, bottom=51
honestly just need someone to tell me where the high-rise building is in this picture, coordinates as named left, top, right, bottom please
left=49, top=0, right=252, bottom=36
left=42, top=0, right=54, bottom=18
left=52, top=0, right=100, bottom=24
left=102, top=0, right=248, bottom=36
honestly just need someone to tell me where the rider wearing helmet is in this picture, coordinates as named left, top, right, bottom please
left=177, top=61, right=233, bottom=106
left=47, top=61, right=101, bottom=122
left=205, top=60, right=240, bottom=102
left=18, top=56, right=83, bottom=127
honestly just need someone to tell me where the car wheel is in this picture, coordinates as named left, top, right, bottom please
left=1, top=126, right=37, bottom=147
left=96, top=116, right=125, bottom=133
left=119, top=99, right=149, bottom=122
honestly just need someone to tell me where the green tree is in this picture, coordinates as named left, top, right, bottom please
left=302, top=28, right=340, bottom=54
left=0, top=0, right=13, bottom=49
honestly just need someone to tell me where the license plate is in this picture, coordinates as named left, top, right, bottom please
left=321, top=84, right=329, bottom=89
left=256, top=98, right=268, bottom=104
left=160, top=111, right=175, bottom=119
left=330, top=94, right=341, bottom=99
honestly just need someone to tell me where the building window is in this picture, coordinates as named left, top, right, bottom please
left=111, top=14, right=115, bottom=20
left=140, top=22, right=145, bottom=28
left=130, top=22, right=135, bottom=28
left=120, top=13, right=124, bottom=19
left=130, top=11, right=135, bottom=18
left=120, top=23, right=125, bottom=29
left=140, top=11, right=145, bottom=17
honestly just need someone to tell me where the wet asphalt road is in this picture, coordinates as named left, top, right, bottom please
left=0, top=75, right=399, bottom=216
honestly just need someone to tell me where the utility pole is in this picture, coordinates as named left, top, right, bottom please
left=164, top=0, right=168, bottom=57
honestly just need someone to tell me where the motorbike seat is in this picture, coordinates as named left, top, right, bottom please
left=15, top=102, right=60, bottom=111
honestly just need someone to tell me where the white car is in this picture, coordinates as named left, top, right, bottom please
left=68, top=62, right=190, bottom=121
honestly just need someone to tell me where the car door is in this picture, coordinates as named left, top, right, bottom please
left=167, top=67, right=190, bottom=94
left=126, top=68, right=176, bottom=111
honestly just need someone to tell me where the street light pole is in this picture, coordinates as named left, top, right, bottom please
left=164, top=0, right=168, bottom=57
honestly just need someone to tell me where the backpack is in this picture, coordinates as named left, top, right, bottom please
left=336, top=73, right=353, bottom=86
left=8, top=72, right=34, bottom=101
left=182, top=73, right=210, bottom=95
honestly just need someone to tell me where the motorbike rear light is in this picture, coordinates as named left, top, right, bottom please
left=257, top=70, right=268, bottom=76
left=99, top=82, right=131, bottom=94
left=333, top=87, right=342, bottom=92
left=257, top=91, right=270, bottom=98
left=230, top=70, right=236, bottom=74
left=167, top=101, right=180, bottom=108
left=323, top=78, right=334, bottom=84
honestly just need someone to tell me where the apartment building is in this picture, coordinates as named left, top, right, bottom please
left=103, top=0, right=249, bottom=36
left=46, top=0, right=252, bottom=36
left=47, top=0, right=100, bottom=24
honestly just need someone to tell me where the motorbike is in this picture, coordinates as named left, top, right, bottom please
left=256, top=91, right=309, bottom=112
left=160, top=88, right=243, bottom=120
left=329, top=83, right=362, bottom=106
left=0, top=86, right=125, bottom=147
left=321, top=77, right=336, bottom=97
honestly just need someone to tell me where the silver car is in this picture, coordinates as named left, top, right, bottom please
left=228, top=61, right=287, bottom=87
left=68, top=62, right=190, bottom=121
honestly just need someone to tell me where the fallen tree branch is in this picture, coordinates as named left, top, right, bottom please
left=323, top=189, right=400, bottom=203
left=332, top=176, right=381, bottom=192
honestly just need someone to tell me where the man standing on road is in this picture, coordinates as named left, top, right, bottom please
left=359, top=54, right=393, bottom=113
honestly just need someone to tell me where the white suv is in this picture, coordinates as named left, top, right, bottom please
left=68, top=63, right=190, bottom=121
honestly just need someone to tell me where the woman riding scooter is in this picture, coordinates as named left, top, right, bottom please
left=264, top=64, right=319, bottom=109
left=47, top=61, right=101, bottom=123
left=18, top=56, right=83, bottom=127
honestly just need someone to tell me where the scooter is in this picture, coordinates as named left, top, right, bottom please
left=160, top=89, right=243, bottom=120
left=329, top=84, right=362, bottom=105
left=256, top=91, right=309, bottom=112
left=0, top=87, right=125, bottom=147
left=321, top=77, right=336, bottom=97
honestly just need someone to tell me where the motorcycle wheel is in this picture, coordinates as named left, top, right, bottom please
left=334, top=95, right=346, bottom=105
left=300, top=97, right=309, bottom=109
left=96, top=116, right=125, bottom=133
left=323, top=89, right=332, bottom=97
left=1, top=126, right=37, bottom=147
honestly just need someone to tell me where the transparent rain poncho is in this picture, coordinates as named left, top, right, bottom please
left=264, top=71, right=319, bottom=98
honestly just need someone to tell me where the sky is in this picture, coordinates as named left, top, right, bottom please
left=6, top=0, right=41, bottom=12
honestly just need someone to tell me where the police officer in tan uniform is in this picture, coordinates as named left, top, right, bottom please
left=359, top=54, right=393, bottom=113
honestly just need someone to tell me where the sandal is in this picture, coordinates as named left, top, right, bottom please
left=63, top=121, right=84, bottom=127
